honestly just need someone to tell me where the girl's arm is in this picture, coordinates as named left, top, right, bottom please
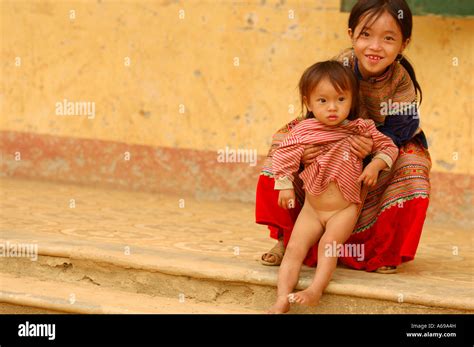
left=358, top=121, right=399, bottom=186
left=272, top=130, right=305, bottom=190
left=358, top=158, right=388, bottom=187
left=272, top=129, right=305, bottom=210
left=366, top=120, right=399, bottom=171
left=348, top=132, right=374, bottom=159
left=377, top=108, right=419, bottom=147
left=377, top=67, right=421, bottom=147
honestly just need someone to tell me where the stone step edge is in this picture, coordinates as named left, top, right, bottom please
left=0, top=272, right=260, bottom=314
left=4, top=237, right=471, bottom=312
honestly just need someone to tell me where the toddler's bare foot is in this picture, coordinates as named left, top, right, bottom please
left=267, top=295, right=290, bottom=314
left=291, top=288, right=322, bottom=306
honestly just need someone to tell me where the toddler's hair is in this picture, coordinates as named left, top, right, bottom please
left=299, top=60, right=359, bottom=120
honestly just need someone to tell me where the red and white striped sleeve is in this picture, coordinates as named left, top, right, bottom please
left=272, top=127, right=306, bottom=190
left=365, top=120, right=399, bottom=171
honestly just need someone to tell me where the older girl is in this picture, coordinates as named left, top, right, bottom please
left=257, top=0, right=431, bottom=274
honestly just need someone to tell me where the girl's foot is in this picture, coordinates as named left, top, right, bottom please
left=261, top=240, right=285, bottom=266
left=267, top=295, right=290, bottom=314
left=291, top=288, right=322, bottom=306
left=375, top=266, right=397, bottom=274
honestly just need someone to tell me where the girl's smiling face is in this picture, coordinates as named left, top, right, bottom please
left=349, top=11, right=408, bottom=79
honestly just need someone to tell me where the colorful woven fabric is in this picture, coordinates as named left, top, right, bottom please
left=352, top=137, right=431, bottom=234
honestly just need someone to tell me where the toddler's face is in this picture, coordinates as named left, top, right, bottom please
left=304, top=78, right=352, bottom=126
left=349, top=11, right=408, bottom=79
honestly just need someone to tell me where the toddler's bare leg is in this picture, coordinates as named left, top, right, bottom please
left=293, top=203, right=359, bottom=306
left=267, top=202, right=324, bottom=314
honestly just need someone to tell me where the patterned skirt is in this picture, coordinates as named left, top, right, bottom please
left=255, top=118, right=431, bottom=271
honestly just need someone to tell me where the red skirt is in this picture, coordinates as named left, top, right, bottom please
left=256, top=137, right=432, bottom=271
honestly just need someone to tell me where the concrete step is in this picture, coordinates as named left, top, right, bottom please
left=0, top=272, right=259, bottom=314
left=1, top=234, right=471, bottom=314
left=0, top=178, right=472, bottom=314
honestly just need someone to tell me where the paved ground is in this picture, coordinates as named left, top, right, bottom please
left=0, top=177, right=472, bottom=312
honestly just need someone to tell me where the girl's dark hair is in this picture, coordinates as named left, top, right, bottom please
left=299, top=60, right=359, bottom=120
left=348, top=0, right=422, bottom=104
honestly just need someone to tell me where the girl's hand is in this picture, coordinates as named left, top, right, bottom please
left=349, top=132, right=373, bottom=159
left=302, top=145, right=323, bottom=167
left=357, top=165, right=379, bottom=187
left=278, top=189, right=296, bottom=210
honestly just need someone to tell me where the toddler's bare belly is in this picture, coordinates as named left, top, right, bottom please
left=306, top=181, right=352, bottom=211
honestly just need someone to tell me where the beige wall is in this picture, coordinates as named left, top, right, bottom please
left=1, top=0, right=472, bottom=174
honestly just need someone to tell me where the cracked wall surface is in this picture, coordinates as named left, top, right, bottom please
left=1, top=0, right=472, bottom=175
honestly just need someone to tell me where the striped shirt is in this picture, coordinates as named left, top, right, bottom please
left=272, top=118, right=398, bottom=204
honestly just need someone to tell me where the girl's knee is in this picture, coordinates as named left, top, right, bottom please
left=285, top=243, right=309, bottom=259
left=319, top=233, right=338, bottom=247
left=319, top=239, right=338, bottom=254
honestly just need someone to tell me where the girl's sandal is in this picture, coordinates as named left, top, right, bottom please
left=375, top=266, right=397, bottom=274
left=260, top=241, right=285, bottom=266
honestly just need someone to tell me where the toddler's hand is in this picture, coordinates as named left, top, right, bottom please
left=357, top=165, right=379, bottom=187
left=278, top=189, right=296, bottom=210
left=302, top=145, right=322, bottom=167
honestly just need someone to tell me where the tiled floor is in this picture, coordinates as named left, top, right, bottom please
left=0, top=177, right=472, bottom=311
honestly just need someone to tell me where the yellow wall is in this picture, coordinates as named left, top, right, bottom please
left=1, top=0, right=472, bottom=174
